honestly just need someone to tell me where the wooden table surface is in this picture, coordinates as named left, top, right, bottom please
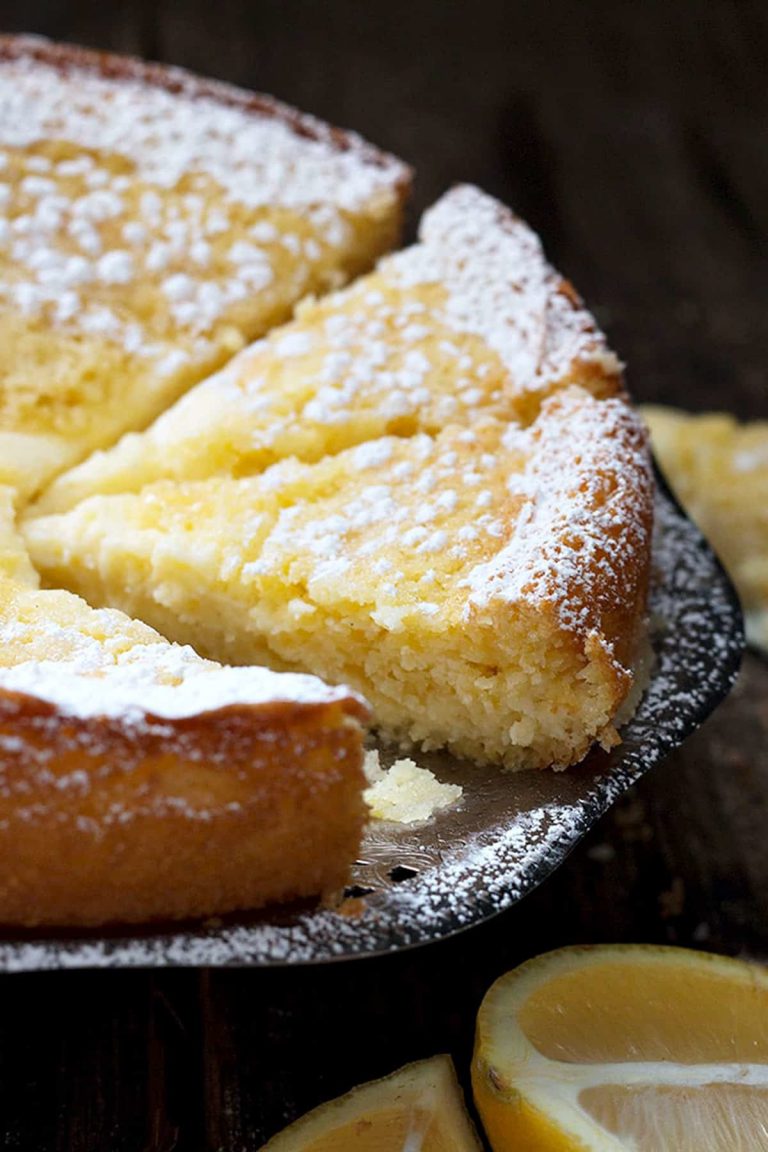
left=1, top=1, right=767, bottom=1147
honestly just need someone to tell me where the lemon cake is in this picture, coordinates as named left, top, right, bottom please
left=644, top=405, right=768, bottom=651
left=27, top=387, right=653, bottom=771
left=0, top=490, right=368, bottom=926
left=0, top=35, right=410, bottom=502
left=0, top=42, right=655, bottom=926
left=35, top=184, right=623, bottom=513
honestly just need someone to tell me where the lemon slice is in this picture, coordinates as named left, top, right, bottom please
left=472, top=944, right=768, bottom=1150
left=261, top=1055, right=483, bottom=1150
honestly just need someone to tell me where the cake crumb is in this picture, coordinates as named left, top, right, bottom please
left=363, top=750, right=463, bottom=824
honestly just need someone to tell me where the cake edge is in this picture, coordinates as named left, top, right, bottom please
left=0, top=33, right=413, bottom=194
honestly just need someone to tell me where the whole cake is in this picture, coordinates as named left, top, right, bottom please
left=0, top=37, right=654, bottom=927
left=0, top=36, right=409, bottom=502
left=0, top=489, right=368, bottom=926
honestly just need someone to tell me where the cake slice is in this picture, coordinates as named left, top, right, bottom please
left=35, top=185, right=622, bottom=514
left=26, top=388, right=653, bottom=771
left=0, top=490, right=368, bottom=926
left=0, top=35, right=409, bottom=502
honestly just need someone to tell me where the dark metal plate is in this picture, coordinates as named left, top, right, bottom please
left=0, top=480, right=743, bottom=969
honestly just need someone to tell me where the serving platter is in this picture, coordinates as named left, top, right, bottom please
left=0, top=477, right=743, bottom=970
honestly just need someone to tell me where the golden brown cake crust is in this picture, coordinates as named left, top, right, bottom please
left=0, top=689, right=368, bottom=927
left=494, top=389, right=653, bottom=677
left=0, top=34, right=412, bottom=192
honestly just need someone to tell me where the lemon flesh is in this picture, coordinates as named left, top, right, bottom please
left=581, top=1083, right=768, bottom=1151
left=473, top=944, right=768, bottom=1151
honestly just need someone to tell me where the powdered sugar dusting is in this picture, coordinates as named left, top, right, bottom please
left=387, top=184, right=622, bottom=394
left=0, top=36, right=407, bottom=364
left=0, top=577, right=364, bottom=720
left=465, top=388, right=654, bottom=657
left=0, top=651, right=361, bottom=720
left=0, top=40, right=405, bottom=212
left=38, top=183, right=628, bottom=514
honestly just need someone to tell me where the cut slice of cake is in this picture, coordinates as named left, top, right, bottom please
left=0, top=489, right=368, bottom=926
left=643, top=405, right=768, bottom=651
left=26, top=388, right=653, bottom=771
left=35, top=185, right=622, bottom=514
left=0, top=35, right=410, bottom=503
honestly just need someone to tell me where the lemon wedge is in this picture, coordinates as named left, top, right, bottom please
left=472, top=944, right=768, bottom=1150
left=261, top=1055, right=482, bottom=1151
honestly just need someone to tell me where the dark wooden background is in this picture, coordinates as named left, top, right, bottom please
left=1, top=1, right=767, bottom=1147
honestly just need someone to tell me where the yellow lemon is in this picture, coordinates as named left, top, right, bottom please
left=261, top=1055, right=483, bottom=1151
left=472, top=944, right=768, bottom=1150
